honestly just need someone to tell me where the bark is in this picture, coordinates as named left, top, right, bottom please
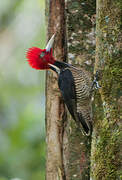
left=63, top=1, right=95, bottom=180
left=90, top=0, right=121, bottom=179
left=45, top=0, right=66, bottom=180
left=45, top=0, right=96, bottom=180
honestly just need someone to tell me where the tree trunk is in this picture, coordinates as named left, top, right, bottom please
left=63, top=1, right=95, bottom=179
left=45, top=0, right=66, bottom=179
left=45, top=0, right=96, bottom=180
left=90, top=0, right=121, bottom=179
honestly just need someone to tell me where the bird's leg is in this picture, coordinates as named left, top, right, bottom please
left=91, top=71, right=101, bottom=90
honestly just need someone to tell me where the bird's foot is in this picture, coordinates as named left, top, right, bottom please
left=91, top=71, right=101, bottom=90
left=93, top=79, right=101, bottom=89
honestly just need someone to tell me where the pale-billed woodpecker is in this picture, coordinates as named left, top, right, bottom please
left=26, top=35, right=99, bottom=136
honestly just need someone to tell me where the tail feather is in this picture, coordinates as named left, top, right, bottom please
left=77, top=113, right=92, bottom=136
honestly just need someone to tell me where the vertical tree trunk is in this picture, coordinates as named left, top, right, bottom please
left=45, top=0, right=66, bottom=179
left=63, top=1, right=96, bottom=179
left=91, top=0, right=121, bottom=179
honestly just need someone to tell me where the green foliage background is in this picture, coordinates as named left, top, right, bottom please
left=0, top=0, right=46, bottom=179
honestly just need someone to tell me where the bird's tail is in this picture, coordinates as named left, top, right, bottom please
left=76, top=112, right=92, bottom=136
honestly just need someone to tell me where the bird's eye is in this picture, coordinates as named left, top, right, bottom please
left=40, top=52, right=45, bottom=58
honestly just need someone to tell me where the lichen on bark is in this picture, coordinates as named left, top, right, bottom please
left=66, top=0, right=96, bottom=70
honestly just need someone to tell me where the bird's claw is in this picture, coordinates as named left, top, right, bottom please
left=94, top=80, right=101, bottom=89
left=91, top=71, right=101, bottom=91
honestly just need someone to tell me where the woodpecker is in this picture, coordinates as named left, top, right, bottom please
left=26, top=35, right=96, bottom=136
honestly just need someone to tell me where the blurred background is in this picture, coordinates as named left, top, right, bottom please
left=0, top=0, right=46, bottom=179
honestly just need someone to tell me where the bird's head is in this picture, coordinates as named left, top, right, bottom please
left=26, top=35, right=55, bottom=70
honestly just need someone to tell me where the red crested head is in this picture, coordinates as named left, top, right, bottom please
left=26, top=47, right=55, bottom=70
left=26, top=34, right=56, bottom=70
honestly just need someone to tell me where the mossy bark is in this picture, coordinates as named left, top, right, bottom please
left=91, top=0, right=121, bottom=179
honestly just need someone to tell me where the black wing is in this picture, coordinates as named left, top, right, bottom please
left=58, top=69, right=76, bottom=120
